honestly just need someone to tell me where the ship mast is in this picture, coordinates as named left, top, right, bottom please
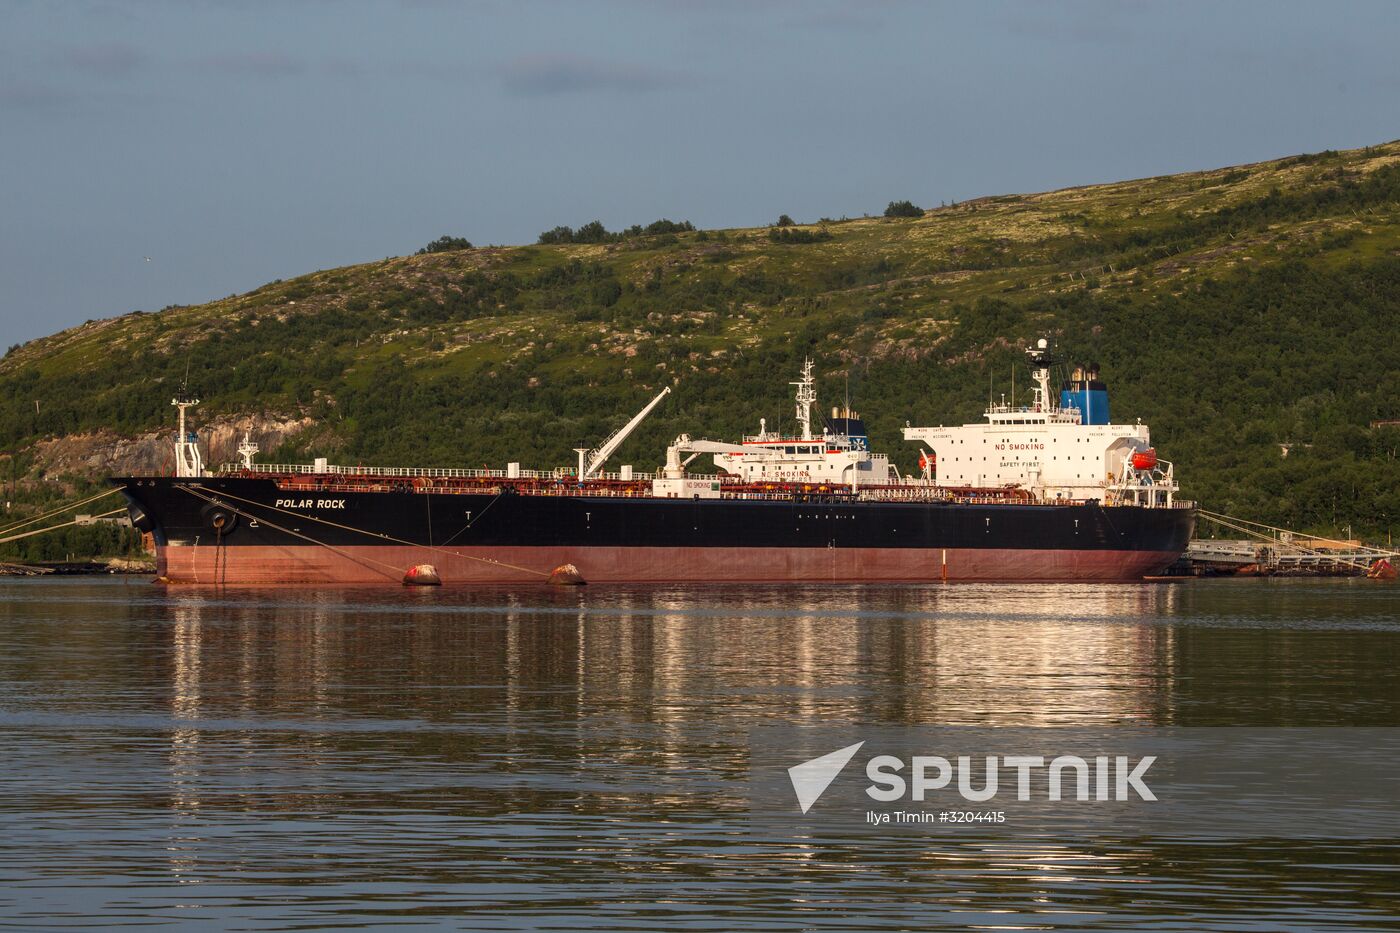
left=1025, top=337, right=1057, bottom=413
left=791, top=358, right=817, bottom=441
left=237, top=431, right=259, bottom=470
left=171, top=392, right=204, bottom=478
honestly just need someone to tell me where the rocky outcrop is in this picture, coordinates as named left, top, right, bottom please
left=31, top=414, right=314, bottom=479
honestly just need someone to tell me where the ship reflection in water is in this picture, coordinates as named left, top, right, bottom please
left=1, top=578, right=1397, bottom=929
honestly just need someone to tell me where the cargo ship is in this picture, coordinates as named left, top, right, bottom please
left=115, top=339, right=1194, bottom=584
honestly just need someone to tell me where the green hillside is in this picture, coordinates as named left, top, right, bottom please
left=6, top=140, right=1400, bottom=546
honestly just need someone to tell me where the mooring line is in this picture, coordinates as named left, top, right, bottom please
left=181, top=484, right=551, bottom=579
left=0, top=486, right=126, bottom=538
left=438, top=488, right=505, bottom=547
left=0, top=507, right=128, bottom=545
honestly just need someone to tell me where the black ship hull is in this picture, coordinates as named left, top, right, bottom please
left=116, top=477, right=1195, bottom=584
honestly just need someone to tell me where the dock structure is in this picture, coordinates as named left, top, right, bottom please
left=1189, top=511, right=1400, bottom=575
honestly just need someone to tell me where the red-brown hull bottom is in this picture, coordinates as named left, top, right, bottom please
left=155, top=544, right=1182, bottom=585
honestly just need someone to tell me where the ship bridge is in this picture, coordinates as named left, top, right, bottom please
left=903, top=339, right=1178, bottom=507
left=708, top=360, right=897, bottom=490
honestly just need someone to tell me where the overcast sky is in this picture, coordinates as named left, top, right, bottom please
left=3, top=0, right=1398, bottom=345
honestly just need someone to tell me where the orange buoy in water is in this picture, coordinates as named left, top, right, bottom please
left=403, top=564, right=441, bottom=586
left=547, top=563, right=586, bottom=585
left=1131, top=449, right=1158, bottom=471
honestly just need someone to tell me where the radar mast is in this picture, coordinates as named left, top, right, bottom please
left=237, top=431, right=259, bottom=470
left=1025, top=337, right=1058, bottom=413
left=791, top=358, right=817, bottom=441
left=171, top=390, right=204, bottom=478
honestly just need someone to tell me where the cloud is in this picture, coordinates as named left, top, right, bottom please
left=1001, top=1, right=1145, bottom=44
left=0, top=79, right=74, bottom=112
left=497, top=53, right=685, bottom=96
left=61, top=40, right=146, bottom=77
left=197, top=51, right=306, bottom=77
left=781, top=0, right=912, bottom=32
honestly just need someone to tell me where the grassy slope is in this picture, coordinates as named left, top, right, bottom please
left=6, top=140, right=1400, bottom=540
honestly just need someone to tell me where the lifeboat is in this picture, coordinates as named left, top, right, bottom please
left=1131, top=449, right=1158, bottom=471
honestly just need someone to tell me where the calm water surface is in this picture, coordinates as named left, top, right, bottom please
left=1, top=577, right=1398, bottom=930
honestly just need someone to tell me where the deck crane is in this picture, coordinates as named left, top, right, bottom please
left=575, top=386, right=672, bottom=480
left=661, top=435, right=750, bottom=479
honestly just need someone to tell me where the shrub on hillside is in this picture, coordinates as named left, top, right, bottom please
left=769, top=227, right=832, bottom=244
left=538, top=219, right=696, bottom=245
left=884, top=200, right=924, bottom=218
left=417, top=236, right=473, bottom=254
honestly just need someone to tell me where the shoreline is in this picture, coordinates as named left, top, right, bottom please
left=0, top=559, right=155, bottom=577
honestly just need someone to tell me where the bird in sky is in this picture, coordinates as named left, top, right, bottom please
left=143, top=256, right=152, bottom=262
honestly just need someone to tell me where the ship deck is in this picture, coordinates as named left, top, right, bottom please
left=214, top=464, right=1193, bottom=509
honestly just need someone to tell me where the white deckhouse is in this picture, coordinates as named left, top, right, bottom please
left=902, top=339, right=1178, bottom=507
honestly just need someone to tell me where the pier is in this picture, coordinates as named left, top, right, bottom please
left=1188, top=511, right=1400, bottom=575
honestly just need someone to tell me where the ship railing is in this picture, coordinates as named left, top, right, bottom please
left=286, top=482, right=672, bottom=499
left=219, top=462, right=657, bottom=482
left=1101, top=496, right=1196, bottom=510
left=983, top=403, right=1081, bottom=424
left=217, top=463, right=1198, bottom=508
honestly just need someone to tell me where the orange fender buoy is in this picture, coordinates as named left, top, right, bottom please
left=547, top=563, right=586, bottom=585
left=403, top=564, right=442, bottom=586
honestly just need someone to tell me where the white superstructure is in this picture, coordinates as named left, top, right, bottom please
left=902, top=338, right=1178, bottom=507
left=711, top=359, right=898, bottom=489
left=652, top=359, right=899, bottom=498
